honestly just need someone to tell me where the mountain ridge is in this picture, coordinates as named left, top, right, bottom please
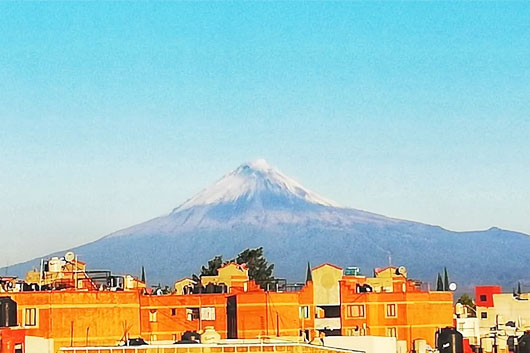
left=3, top=160, right=530, bottom=291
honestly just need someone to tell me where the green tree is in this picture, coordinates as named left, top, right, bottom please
left=234, top=247, right=275, bottom=288
left=141, top=266, right=146, bottom=283
left=306, top=262, right=312, bottom=283
left=436, top=273, right=444, bottom=291
left=443, top=267, right=450, bottom=291
left=200, top=255, right=227, bottom=276
left=457, top=293, right=476, bottom=317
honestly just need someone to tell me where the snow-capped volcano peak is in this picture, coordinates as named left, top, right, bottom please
left=173, top=159, right=340, bottom=212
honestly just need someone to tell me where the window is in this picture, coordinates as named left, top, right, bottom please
left=171, top=308, right=177, bottom=316
left=386, top=304, right=397, bottom=317
left=24, top=308, right=37, bottom=327
left=149, top=309, right=157, bottom=322
left=299, top=306, right=310, bottom=319
left=346, top=305, right=365, bottom=318
left=481, top=312, right=488, bottom=319
left=480, top=295, right=487, bottom=302
left=186, top=307, right=200, bottom=321
left=387, top=327, right=397, bottom=337
left=201, top=307, right=216, bottom=321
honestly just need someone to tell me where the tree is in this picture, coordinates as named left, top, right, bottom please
left=306, top=262, right=312, bottom=283
left=457, top=294, right=476, bottom=317
left=195, top=248, right=275, bottom=289
left=200, top=255, right=227, bottom=277
left=518, top=282, right=522, bottom=295
left=436, top=273, right=444, bottom=291
left=443, top=267, right=450, bottom=291
left=141, top=266, right=146, bottom=283
left=234, top=247, right=275, bottom=288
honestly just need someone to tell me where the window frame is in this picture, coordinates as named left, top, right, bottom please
left=299, top=306, right=310, bottom=319
left=24, top=308, right=38, bottom=327
left=186, top=307, right=200, bottom=321
left=149, top=309, right=158, bottom=322
left=346, top=304, right=365, bottom=318
left=385, top=303, right=397, bottom=318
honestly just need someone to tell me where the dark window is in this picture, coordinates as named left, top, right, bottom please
left=480, top=295, right=487, bottom=301
left=186, top=307, right=200, bottom=321
left=171, top=308, right=177, bottom=316
left=481, top=312, right=488, bottom=319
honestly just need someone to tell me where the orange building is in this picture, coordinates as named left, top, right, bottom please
left=0, top=255, right=454, bottom=353
left=339, top=266, right=454, bottom=350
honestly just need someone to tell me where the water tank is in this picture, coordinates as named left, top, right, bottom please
left=48, top=257, right=63, bottom=272
left=437, top=327, right=463, bottom=353
left=0, top=297, right=18, bottom=327
left=201, top=326, right=221, bottom=344
left=518, top=332, right=530, bottom=353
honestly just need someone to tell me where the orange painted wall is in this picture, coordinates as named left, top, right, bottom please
left=139, top=293, right=228, bottom=341
left=340, top=282, right=453, bottom=350
left=0, top=327, right=27, bottom=353
left=10, top=291, right=141, bottom=352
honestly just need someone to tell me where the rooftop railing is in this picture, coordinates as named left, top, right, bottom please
left=59, top=342, right=365, bottom=353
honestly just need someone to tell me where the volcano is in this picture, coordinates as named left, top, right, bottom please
left=6, top=159, right=530, bottom=290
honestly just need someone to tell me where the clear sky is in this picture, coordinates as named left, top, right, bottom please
left=1, top=2, right=529, bottom=265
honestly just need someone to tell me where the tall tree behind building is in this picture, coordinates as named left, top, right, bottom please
left=195, top=248, right=275, bottom=288
left=235, top=247, right=275, bottom=288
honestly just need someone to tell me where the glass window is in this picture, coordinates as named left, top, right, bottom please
left=346, top=305, right=365, bottom=318
left=387, top=327, right=397, bottom=337
left=481, top=312, right=488, bottom=319
left=186, top=307, right=200, bottom=321
left=299, top=306, right=310, bottom=319
left=201, top=307, right=216, bottom=321
left=24, top=308, right=37, bottom=327
left=386, top=304, right=397, bottom=317
left=149, top=310, right=157, bottom=322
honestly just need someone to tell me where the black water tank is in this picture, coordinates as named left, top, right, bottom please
left=437, top=327, right=464, bottom=353
left=0, top=297, right=18, bottom=327
left=518, top=332, right=530, bottom=353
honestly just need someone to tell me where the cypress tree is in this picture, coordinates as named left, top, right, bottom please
left=306, top=262, right=312, bottom=283
left=141, top=266, right=146, bottom=283
left=436, top=273, right=444, bottom=291
left=518, top=282, right=522, bottom=295
left=443, top=267, right=450, bottom=291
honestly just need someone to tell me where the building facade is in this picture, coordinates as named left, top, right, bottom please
left=0, top=257, right=454, bottom=353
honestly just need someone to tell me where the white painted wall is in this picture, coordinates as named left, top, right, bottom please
left=25, top=336, right=54, bottom=353
left=324, top=335, right=397, bottom=353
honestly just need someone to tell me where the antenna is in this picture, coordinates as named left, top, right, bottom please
left=387, top=251, right=392, bottom=267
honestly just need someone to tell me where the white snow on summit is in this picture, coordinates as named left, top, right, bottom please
left=173, top=159, right=341, bottom=212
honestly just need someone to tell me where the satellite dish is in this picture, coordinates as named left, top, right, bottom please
left=65, top=252, right=75, bottom=262
left=397, top=266, right=407, bottom=275
left=449, top=282, right=457, bottom=291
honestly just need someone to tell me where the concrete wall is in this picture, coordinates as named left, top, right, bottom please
left=312, top=265, right=342, bottom=306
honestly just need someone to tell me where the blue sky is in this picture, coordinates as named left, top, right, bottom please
left=1, top=2, right=529, bottom=265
